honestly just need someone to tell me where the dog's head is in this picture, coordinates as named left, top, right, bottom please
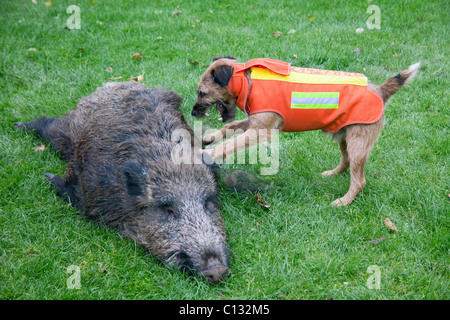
left=191, top=56, right=238, bottom=123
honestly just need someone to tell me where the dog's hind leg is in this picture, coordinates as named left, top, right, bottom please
left=322, top=139, right=349, bottom=177
left=330, top=120, right=383, bottom=206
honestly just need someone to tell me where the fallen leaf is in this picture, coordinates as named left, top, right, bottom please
left=156, top=36, right=163, bottom=40
left=272, top=30, right=282, bottom=37
left=98, top=263, right=107, bottom=273
left=355, top=27, right=364, bottom=34
left=370, top=237, right=386, bottom=245
left=307, top=14, right=316, bottom=20
left=172, top=9, right=182, bottom=15
left=28, top=47, right=37, bottom=52
left=353, top=47, right=362, bottom=55
left=194, top=18, right=202, bottom=23
left=32, top=0, right=37, bottom=4
left=384, top=218, right=398, bottom=233
left=34, top=145, right=45, bottom=152
left=132, top=53, right=143, bottom=60
left=255, top=194, right=270, bottom=208
left=105, top=66, right=113, bottom=73
left=129, top=74, right=144, bottom=82
left=189, top=59, right=199, bottom=65
left=45, top=1, right=52, bottom=7
left=110, top=76, right=123, bottom=80
left=287, top=29, right=296, bottom=34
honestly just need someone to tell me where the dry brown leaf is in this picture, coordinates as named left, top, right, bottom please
left=370, top=237, right=386, bottom=245
left=34, top=145, right=45, bottom=152
left=45, top=1, right=52, bottom=7
left=272, top=30, right=282, bottom=37
left=129, top=74, right=144, bottom=82
left=132, top=53, right=143, bottom=60
left=353, top=47, right=362, bottom=55
left=255, top=194, right=270, bottom=208
left=384, top=218, right=398, bottom=233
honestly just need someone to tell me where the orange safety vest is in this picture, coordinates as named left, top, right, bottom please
left=227, top=58, right=384, bottom=133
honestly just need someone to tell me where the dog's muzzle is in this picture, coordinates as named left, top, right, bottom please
left=191, top=103, right=209, bottom=118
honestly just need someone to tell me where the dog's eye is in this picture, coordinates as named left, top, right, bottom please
left=197, top=90, right=206, bottom=98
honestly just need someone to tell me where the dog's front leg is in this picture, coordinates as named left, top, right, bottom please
left=202, top=119, right=250, bottom=146
left=202, top=128, right=264, bottom=161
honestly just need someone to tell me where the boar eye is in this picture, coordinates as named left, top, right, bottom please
left=159, top=203, right=177, bottom=218
left=204, top=197, right=218, bottom=214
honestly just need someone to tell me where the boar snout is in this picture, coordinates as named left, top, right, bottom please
left=202, top=261, right=229, bottom=284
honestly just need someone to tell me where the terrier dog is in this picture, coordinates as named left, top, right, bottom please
left=191, top=57, right=420, bottom=206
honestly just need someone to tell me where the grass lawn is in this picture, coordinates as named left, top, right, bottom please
left=0, top=0, right=448, bottom=300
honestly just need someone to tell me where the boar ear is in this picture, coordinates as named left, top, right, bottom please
left=212, top=65, right=234, bottom=86
left=122, top=161, right=147, bottom=197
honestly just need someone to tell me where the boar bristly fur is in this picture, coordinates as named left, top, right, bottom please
left=16, top=82, right=229, bottom=284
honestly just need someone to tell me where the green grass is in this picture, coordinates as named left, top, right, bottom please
left=0, top=0, right=448, bottom=300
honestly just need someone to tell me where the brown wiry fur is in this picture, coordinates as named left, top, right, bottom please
left=191, top=58, right=420, bottom=206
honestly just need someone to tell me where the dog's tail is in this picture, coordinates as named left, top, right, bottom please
left=379, top=62, right=420, bottom=102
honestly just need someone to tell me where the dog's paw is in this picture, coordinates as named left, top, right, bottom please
left=322, top=170, right=337, bottom=178
left=330, top=197, right=352, bottom=207
left=202, top=134, right=216, bottom=146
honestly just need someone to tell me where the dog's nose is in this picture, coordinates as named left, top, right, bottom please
left=191, top=109, right=198, bottom=117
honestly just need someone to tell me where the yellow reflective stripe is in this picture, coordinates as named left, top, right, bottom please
left=291, top=92, right=340, bottom=109
left=251, top=67, right=368, bottom=86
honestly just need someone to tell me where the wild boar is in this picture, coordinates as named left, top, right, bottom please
left=15, top=82, right=229, bottom=283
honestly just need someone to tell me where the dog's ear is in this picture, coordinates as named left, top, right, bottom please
left=212, top=56, right=236, bottom=62
left=212, top=64, right=234, bottom=86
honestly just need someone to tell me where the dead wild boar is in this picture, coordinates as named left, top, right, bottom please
left=15, top=81, right=229, bottom=284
